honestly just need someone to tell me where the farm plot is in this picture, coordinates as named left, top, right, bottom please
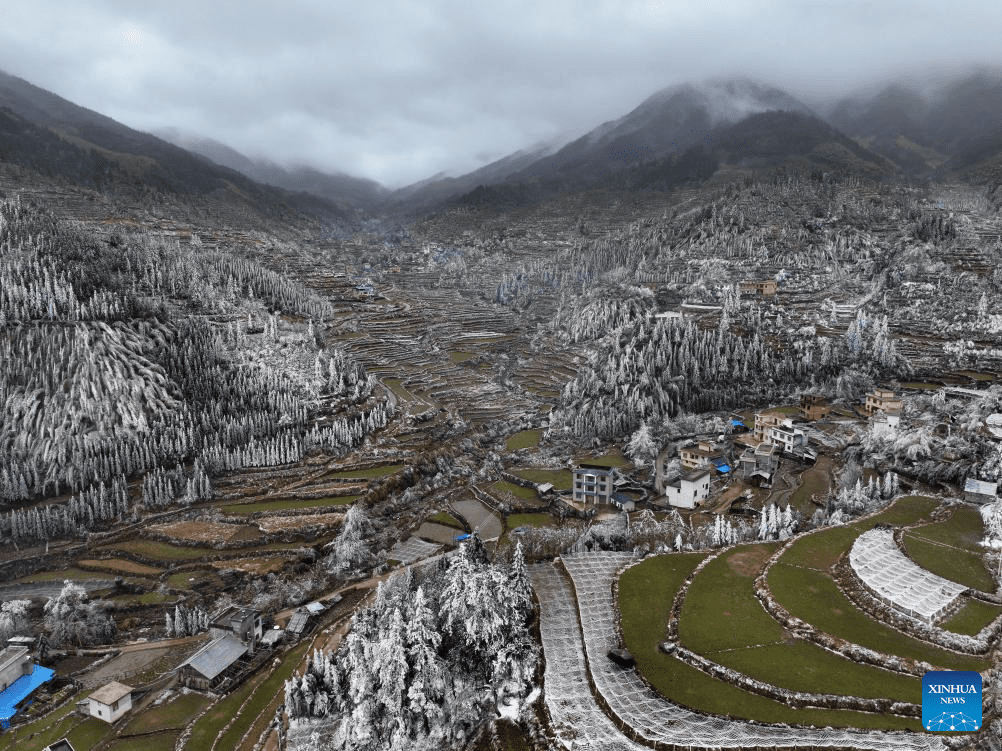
left=558, top=553, right=931, bottom=746
left=849, top=529, right=967, bottom=623
left=149, top=520, right=263, bottom=545
left=221, top=495, right=358, bottom=514
left=78, top=558, right=162, bottom=577
left=387, top=536, right=441, bottom=566
left=680, top=544, right=921, bottom=702
left=255, top=512, right=343, bottom=534
left=767, top=559, right=989, bottom=672
left=902, top=505, right=995, bottom=592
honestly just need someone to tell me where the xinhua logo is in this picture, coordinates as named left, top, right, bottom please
left=923, top=671, right=982, bottom=732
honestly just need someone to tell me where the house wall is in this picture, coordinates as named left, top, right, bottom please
left=0, top=650, right=30, bottom=692
left=89, top=694, right=131, bottom=724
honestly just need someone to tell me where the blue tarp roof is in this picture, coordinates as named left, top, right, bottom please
left=0, top=665, right=54, bottom=724
left=731, top=419, right=746, bottom=427
left=714, top=462, right=731, bottom=473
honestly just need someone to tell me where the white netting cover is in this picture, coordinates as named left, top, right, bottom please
left=849, top=529, right=967, bottom=623
left=529, top=552, right=944, bottom=750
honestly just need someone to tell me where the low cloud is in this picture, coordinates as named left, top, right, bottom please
left=2, top=1, right=1001, bottom=187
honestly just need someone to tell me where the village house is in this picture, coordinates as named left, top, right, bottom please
left=864, top=388, right=903, bottom=416
left=572, top=463, right=615, bottom=505
left=178, top=634, right=248, bottom=691
left=210, top=606, right=262, bottom=650
left=738, top=279, right=778, bottom=296
left=679, top=440, right=724, bottom=471
left=964, top=477, right=999, bottom=505
left=753, top=411, right=787, bottom=443
left=0, top=645, right=54, bottom=729
left=43, top=740, right=76, bottom=751
left=739, top=443, right=779, bottom=486
left=871, top=409, right=901, bottom=437
left=664, top=469, right=712, bottom=510
left=86, top=682, right=132, bottom=724
left=800, top=394, right=830, bottom=421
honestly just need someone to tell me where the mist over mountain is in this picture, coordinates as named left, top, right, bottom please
left=826, top=71, right=1002, bottom=178
left=0, top=68, right=356, bottom=228
left=153, top=127, right=389, bottom=212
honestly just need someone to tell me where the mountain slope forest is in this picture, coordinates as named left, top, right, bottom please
left=0, top=195, right=390, bottom=543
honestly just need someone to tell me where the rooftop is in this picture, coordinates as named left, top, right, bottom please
left=0, top=646, right=27, bottom=675
left=965, top=478, right=999, bottom=496
left=90, top=681, right=132, bottom=707
left=179, top=635, right=247, bottom=680
left=44, top=740, right=76, bottom=751
left=575, top=463, right=613, bottom=474
left=0, top=664, right=54, bottom=722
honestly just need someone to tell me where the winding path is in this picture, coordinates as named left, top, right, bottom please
left=532, top=552, right=944, bottom=750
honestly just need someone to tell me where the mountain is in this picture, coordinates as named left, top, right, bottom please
left=0, top=68, right=355, bottom=226
left=152, top=127, right=388, bottom=212
left=825, top=71, right=1002, bottom=178
left=391, top=77, right=880, bottom=213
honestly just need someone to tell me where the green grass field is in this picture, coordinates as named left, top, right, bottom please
left=122, top=692, right=211, bottom=734
left=788, top=468, right=829, bottom=515
left=505, top=429, right=542, bottom=451
left=767, top=563, right=989, bottom=671
left=510, top=468, right=573, bottom=490
left=506, top=513, right=555, bottom=529
left=679, top=544, right=920, bottom=702
left=430, top=511, right=464, bottom=529
left=326, top=464, right=403, bottom=480
left=79, top=558, right=163, bottom=576
left=578, top=450, right=631, bottom=468
left=9, top=568, right=111, bottom=584
left=902, top=506, right=994, bottom=591
left=490, top=480, right=538, bottom=501
left=779, top=496, right=940, bottom=572
left=941, top=598, right=1002, bottom=636
left=106, top=733, right=180, bottom=751
left=103, top=539, right=214, bottom=561
left=449, top=350, right=476, bottom=363
left=222, top=495, right=357, bottom=513
left=618, top=554, right=919, bottom=730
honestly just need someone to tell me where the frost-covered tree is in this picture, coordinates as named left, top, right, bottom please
left=326, top=504, right=374, bottom=574
left=43, top=580, right=116, bottom=647
left=0, top=600, right=30, bottom=641
left=626, top=422, right=657, bottom=466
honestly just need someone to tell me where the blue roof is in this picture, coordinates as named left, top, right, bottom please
left=714, top=462, right=731, bottom=473
left=731, top=419, right=746, bottom=427
left=0, top=664, right=55, bottom=724
left=454, top=533, right=471, bottom=542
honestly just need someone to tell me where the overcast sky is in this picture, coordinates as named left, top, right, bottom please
left=2, top=1, right=1000, bottom=188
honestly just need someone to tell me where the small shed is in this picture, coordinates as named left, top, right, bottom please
left=965, top=478, right=999, bottom=505
left=88, top=682, right=132, bottom=724
left=178, top=635, right=247, bottom=691
left=286, top=610, right=312, bottom=637
left=304, top=602, right=325, bottom=617
left=44, top=741, right=77, bottom=751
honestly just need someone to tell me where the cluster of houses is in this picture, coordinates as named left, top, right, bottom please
left=563, top=388, right=931, bottom=513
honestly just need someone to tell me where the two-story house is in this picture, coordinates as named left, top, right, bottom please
left=664, top=470, right=712, bottom=510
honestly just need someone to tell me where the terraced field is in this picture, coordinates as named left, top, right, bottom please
left=527, top=495, right=1002, bottom=746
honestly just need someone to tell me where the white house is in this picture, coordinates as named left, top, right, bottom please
left=871, top=410, right=901, bottom=438
left=87, top=682, right=132, bottom=724
left=665, top=470, right=712, bottom=510
left=572, top=464, right=614, bottom=505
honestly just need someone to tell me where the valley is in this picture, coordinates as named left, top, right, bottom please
left=2, top=65, right=1002, bottom=751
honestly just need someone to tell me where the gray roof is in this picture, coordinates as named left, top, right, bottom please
left=304, top=602, right=325, bottom=615
left=180, top=635, right=247, bottom=680
left=261, top=629, right=284, bottom=646
left=287, top=611, right=310, bottom=635
left=44, top=741, right=76, bottom=751
left=965, top=478, right=998, bottom=496
left=89, top=681, right=132, bottom=707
